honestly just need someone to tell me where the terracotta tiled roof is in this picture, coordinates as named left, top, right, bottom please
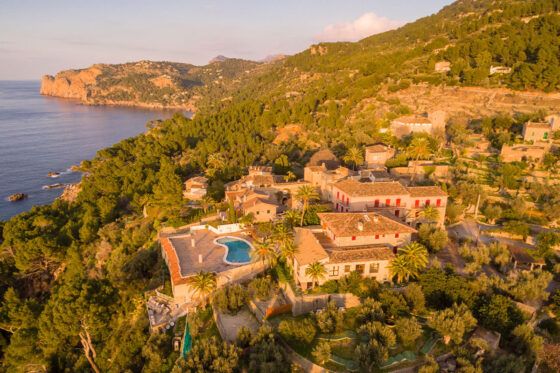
left=328, top=245, right=395, bottom=263
left=160, top=237, right=190, bottom=286
left=307, top=148, right=341, bottom=169
left=406, top=186, right=447, bottom=198
left=184, top=176, right=208, bottom=188
left=333, top=179, right=409, bottom=197
left=366, top=144, right=391, bottom=153
left=393, top=116, right=432, bottom=125
left=318, top=212, right=416, bottom=237
left=294, top=228, right=329, bottom=265
left=241, top=196, right=278, bottom=210
left=525, top=121, right=551, bottom=129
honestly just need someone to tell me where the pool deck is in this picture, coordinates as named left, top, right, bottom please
left=168, top=229, right=255, bottom=278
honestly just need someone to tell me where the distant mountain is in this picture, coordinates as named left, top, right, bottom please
left=260, top=54, right=287, bottom=63
left=41, top=0, right=560, bottom=114
left=40, top=58, right=263, bottom=111
left=209, top=55, right=229, bottom=63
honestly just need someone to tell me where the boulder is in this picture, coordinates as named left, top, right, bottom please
left=9, top=193, right=28, bottom=201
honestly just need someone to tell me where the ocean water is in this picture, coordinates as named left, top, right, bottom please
left=0, top=81, right=178, bottom=221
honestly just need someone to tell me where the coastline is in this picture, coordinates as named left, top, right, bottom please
left=40, top=92, right=197, bottom=113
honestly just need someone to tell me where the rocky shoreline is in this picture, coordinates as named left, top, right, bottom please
left=9, top=193, right=28, bottom=202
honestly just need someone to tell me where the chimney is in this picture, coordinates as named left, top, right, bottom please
left=198, top=254, right=203, bottom=264
left=358, top=220, right=364, bottom=231
left=373, top=216, right=379, bottom=222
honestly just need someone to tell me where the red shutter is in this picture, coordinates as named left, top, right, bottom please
left=436, top=199, right=441, bottom=207
left=395, top=210, right=400, bottom=217
left=395, top=233, right=399, bottom=238
left=415, top=200, right=420, bottom=208
left=337, top=191, right=339, bottom=198
left=426, top=199, right=430, bottom=206
left=374, top=200, right=379, bottom=207
left=396, top=198, right=401, bottom=207
left=386, top=199, right=390, bottom=206
left=375, top=235, right=379, bottom=239
left=352, top=236, right=356, bottom=241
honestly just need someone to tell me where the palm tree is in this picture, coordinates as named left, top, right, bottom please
left=399, top=242, right=429, bottom=279
left=187, top=270, right=217, bottom=307
left=407, top=137, right=431, bottom=183
left=418, top=205, right=440, bottom=223
left=343, top=146, right=364, bottom=170
left=250, top=238, right=277, bottom=268
left=200, top=195, right=215, bottom=214
left=272, top=224, right=292, bottom=247
left=305, top=261, right=327, bottom=289
left=388, top=255, right=410, bottom=284
left=279, top=241, right=299, bottom=268
left=295, top=185, right=320, bottom=227
left=283, top=209, right=301, bottom=229
left=206, top=153, right=227, bottom=177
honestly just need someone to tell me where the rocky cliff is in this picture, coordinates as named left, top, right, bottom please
left=40, top=59, right=263, bottom=111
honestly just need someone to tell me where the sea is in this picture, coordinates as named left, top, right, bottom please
left=0, top=80, right=180, bottom=221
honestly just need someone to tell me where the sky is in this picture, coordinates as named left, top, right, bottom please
left=0, top=0, right=454, bottom=80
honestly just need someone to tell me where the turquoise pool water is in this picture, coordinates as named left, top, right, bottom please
left=216, top=237, right=252, bottom=264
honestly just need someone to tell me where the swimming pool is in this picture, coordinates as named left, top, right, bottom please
left=215, top=236, right=252, bottom=264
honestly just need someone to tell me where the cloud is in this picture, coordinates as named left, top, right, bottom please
left=313, top=12, right=405, bottom=42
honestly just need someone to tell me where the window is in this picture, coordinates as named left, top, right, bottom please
left=267, top=210, right=270, bottom=213
left=544, top=132, right=549, bottom=139
left=415, top=211, right=419, bottom=218
left=344, top=265, right=351, bottom=273
left=374, top=200, right=380, bottom=207
left=386, top=199, right=391, bottom=206
left=415, top=200, right=420, bottom=208
left=336, top=203, right=339, bottom=210
left=531, top=132, right=535, bottom=136
left=347, top=197, right=349, bottom=204
left=329, top=266, right=339, bottom=277
left=396, top=198, right=401, bottom=207
left=425, top=199, right=430, bottom=206
left=436, top=199, right=441, bottom=207
left=395, top=233, right=399, bottom=238
left=395, top=210, right=400, bottom=217
left=375, top=235, right=379, bottom=239
left=352, top=236, right=356, bottom=241
left=393, top=246, right=398, bottom=254
left=369, top=263, right=379, bottom=273
left=256, top=211, right=260, bottom=215
left=356, top=264, right=364, bottom=274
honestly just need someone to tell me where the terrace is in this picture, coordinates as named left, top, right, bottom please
left=167, top=228, right=256, bottom=278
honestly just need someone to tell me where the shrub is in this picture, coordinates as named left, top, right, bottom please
left=236, top=326, right=253, bottom=348
left=278, top=318, right=317, bottom=345
left=378, top=290, right=409, bottom=320
left=404, top=283, right=426, bottom=313
left=213, top=284, right=248, bottom=314
left=395, top=318, right=422, bottom=346
left=315, top=301, right=344, bottom=334
left=356, top=298, right=385, bottom=325
left=312, top=341, right=331, bottom=365
left=248, top=276, right=276, bottom=300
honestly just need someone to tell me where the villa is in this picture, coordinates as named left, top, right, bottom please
left=364, top=143, right=395, bottom=169
left=226, top=165, right=311, bottom=208
left=331, top=179, right=447, bottom=227
left=292, top=211, right=416, bottom=289
left=522, top=120, right=556, bottom=143
left=183, top=176, right=208, bottom=200
left=391, top=116, right=433, bottom=138
left=160, top=224, right=266, bottom=306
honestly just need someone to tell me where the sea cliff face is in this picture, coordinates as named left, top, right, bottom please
left=40, top=66, right=101, bottom=101
left=40, top=59, right=262, bottom=111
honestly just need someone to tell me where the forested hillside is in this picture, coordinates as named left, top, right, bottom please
left=3, top=0, right=560, bottom=371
